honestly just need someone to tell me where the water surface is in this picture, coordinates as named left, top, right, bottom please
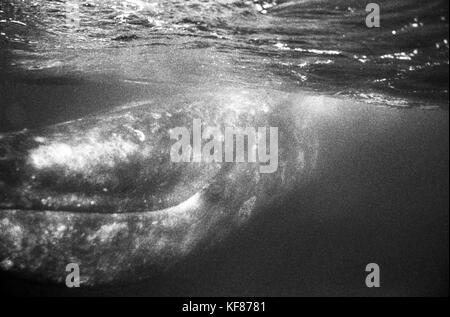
left=1, top=0, right=448, bottom=132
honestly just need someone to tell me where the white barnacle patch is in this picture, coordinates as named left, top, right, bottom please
left=0, top=220, right=24, bottom=250
left=0, top=258, right=14, bottom=270
left=49, top=223, right=68, bottom=239
left=134, top=129, right=146, bottom=142
left=41, top=222, right=64, bottom=240
left=238, top=196, right=257, bottom=224
left=125, top=125, right=146, bottom=142
left=87, top=223, right=127, bottom=243
left=34, top=136, right=46, bottom=143
left=57, top=224, right=67, bottom=232
left=28, top=133, right=140, bottom=173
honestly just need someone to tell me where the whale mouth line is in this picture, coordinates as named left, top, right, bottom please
left=0, top=190, right=205, bottom=216
left=0, top=189, right=186, bottom=214
left=0, top=206, right=169, bottom=216
left=0, top=206, right=162, bottom=214
left=0, top=189, right=202, bottom=214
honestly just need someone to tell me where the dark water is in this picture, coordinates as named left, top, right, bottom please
left=0, top=0, right=449, bottom=132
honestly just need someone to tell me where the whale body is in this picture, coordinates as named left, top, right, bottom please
left=0, top=87, right=319, bottom=285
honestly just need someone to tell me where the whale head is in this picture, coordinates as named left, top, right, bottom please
left=0, top=88, right=319, bottom=285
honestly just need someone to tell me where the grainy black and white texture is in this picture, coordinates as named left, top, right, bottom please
left=0, top=0, right=448, bottom=296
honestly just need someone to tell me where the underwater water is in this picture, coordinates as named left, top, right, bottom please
left=0, top=0, right=448, bottom=296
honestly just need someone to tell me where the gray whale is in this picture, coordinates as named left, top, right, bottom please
left=0, top=87, right=319, bottom=285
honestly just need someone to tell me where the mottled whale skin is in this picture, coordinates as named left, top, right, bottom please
left=0, top=88, right=318, bottom=285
